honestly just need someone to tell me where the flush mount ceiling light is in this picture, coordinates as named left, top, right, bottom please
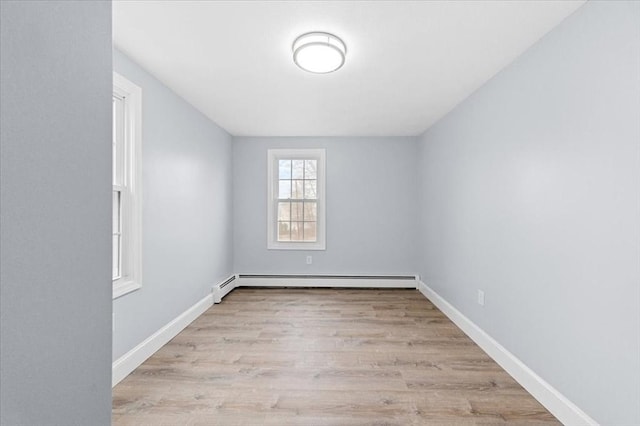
left=292, top=32, right=347, bottom=74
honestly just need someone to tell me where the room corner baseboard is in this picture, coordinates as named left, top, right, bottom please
left=112, top=293, right=213, bottom=387
left=417, top=280, right=598, bottom=426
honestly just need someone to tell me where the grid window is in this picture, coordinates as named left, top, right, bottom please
left=267, top=149, right=325, bottom=250
left=112, top=72, right=142, bottom=299
left=112, top=94, right=124, bottom=281
left=277, top=159, right=317, bottom=242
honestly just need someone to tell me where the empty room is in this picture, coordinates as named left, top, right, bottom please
left=1, top=1, right=638, bottom=425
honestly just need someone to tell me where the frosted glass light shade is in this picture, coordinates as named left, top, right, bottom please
left=293, top=32, right=346, bottom=74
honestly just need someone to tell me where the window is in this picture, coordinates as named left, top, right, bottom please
left=267, top=149, right=326, bottom=250
left=113, top=72, right=142, bottom=299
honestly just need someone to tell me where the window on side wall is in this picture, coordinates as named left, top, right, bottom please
left=113, top=72, right=142, bottom=299
left=267, top=149, right=326, bottom=250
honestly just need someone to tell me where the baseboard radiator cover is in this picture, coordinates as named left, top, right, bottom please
left=212, top=274, right=237, bottom=303
left=236, top=274, right=418, bottom=289
left=417, top=280, right=598, bottom=426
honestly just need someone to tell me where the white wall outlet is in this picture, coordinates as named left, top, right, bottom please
left=306, top=255, right=312, bottom=265
left=477, top=289, right=485, bottom=306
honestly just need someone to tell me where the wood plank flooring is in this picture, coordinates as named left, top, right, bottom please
left=112, top=288, right=559, bottom=425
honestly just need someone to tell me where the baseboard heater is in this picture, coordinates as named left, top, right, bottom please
left=212, top=275, right=236, bottom=303
left=213, top=274, right=418, bottom=304
left=239, top=274, right=416, bottom=280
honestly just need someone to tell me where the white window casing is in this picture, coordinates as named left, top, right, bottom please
left=267, top=148, right=326, bottom=250
left=113, top=72, right=142, bottom=299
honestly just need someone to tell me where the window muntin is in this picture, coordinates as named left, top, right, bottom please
left=267, top=149, right=325, bottom=250
left=112, top=72, right=142, bottom=299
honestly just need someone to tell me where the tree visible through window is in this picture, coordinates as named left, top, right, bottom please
left=267, top=149, right=325, bottom=250
left=277, top=159, right=317, bottom=242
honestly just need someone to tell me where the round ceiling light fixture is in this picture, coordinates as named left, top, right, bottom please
left=292, top=32, right=346, bottom=74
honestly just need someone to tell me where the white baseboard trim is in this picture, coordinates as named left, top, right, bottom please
left=417, top=280, right=598, bottom=426
left=112, top=293, right=213, bottom=387
left=236, top=274, right=418, bottom=289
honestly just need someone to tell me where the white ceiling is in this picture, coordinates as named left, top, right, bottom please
left=113, top=0, right=585, bottom=137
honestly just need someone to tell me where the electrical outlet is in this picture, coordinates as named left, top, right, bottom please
left=306, top=255, right=312, bottom=265
left=477, top=290, right=485, bottom=306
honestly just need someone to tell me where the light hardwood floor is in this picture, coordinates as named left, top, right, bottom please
left=113, top=288, right=559, bottom=425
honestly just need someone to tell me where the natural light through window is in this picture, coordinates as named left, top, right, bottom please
left=277, top=159, right=317, bottom=242
left=268, top=149, right=325, bottom=250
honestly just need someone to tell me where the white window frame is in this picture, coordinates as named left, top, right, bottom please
left=113, top=72, right=142, bottom=299
left=267, top=148, right=326, bottom=250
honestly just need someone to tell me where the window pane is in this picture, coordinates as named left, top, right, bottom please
left=278, top=160, right=291, bottom=179
left=112, top=190, right=120, bottom=232
left=278, top=222, right=290, bottom=241
left=291, top=202, right=304, bottom=221
left=304, top=160, right=317, bottom=179
left=112, top=95, right=125, bottom=186
left=278, top=180, right=291, bottom=199
left=278, top=202, right=290, bottom=221
left=304, top=180, right=316, bottom=199
left=303, top=222, right=317, bottom=242
left=113, top=190, right=121, bottom=280
left=290, top=222, right=303, bottom=241
left=303, top=202, right=317, bottom=221
left=292, top=180, right=304, bottom=199
left=292, top=160, right=304, bottom=179
left=113, top=235, right=120, bottom=279
left=112, top=98, right=117, bottom=185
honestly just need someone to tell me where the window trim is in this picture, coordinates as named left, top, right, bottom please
left=113, top=72, right=142, bottom=299
left=267, top=148, right=326, bottom=250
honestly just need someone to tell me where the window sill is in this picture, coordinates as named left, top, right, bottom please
left=268, top=242, right=326, bottom=250
left=113, top=280, right=142, bottom=300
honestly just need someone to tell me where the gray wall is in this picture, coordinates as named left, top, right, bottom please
left=233, top=137, right=418, bottom=275
left=112, top=50, right=234, bottom=360
left=416, top=1, right=639, bottom=424
left=0, top=1, right=112, bottom=425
